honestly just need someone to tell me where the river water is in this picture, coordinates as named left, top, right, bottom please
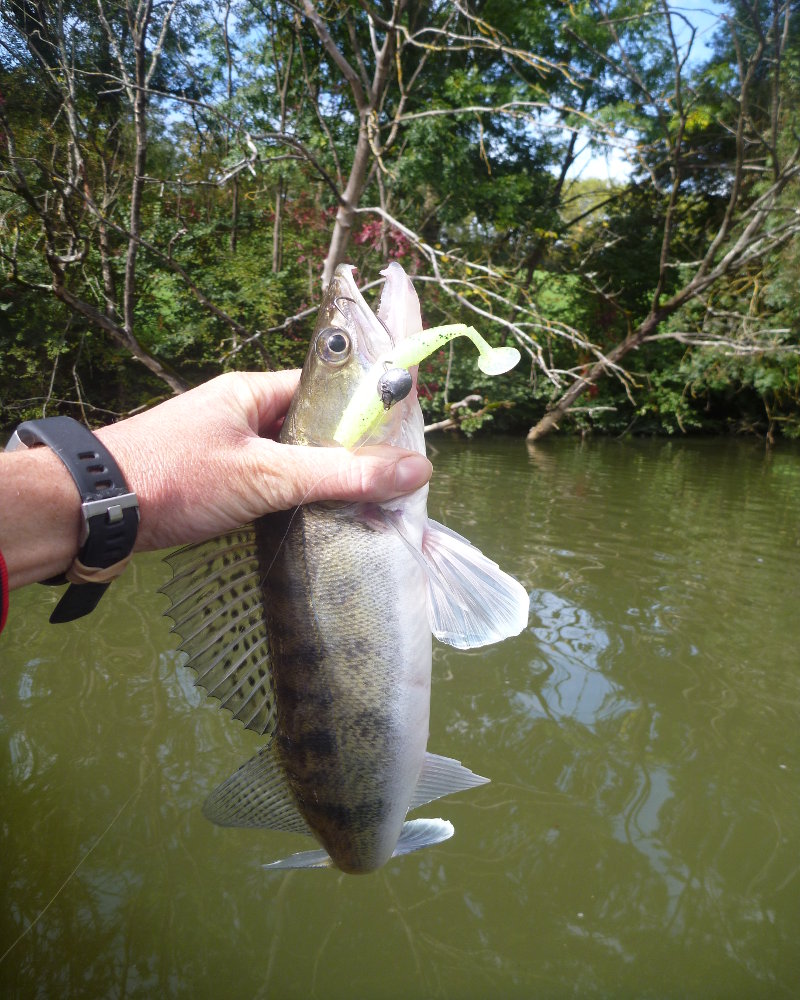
left=1, top=436, right=799, bottom=998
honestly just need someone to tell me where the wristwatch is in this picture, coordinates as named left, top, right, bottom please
left=5, top=416, right=140, bottom=623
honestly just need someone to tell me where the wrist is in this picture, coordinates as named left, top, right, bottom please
left=3, top=418, right=140, bottom=622
left=93, top=421, right=161, bottom=553
left=0, top=445, right=82, bottom=589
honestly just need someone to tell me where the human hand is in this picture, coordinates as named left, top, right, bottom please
left=96, top=370, right=432, bottom=553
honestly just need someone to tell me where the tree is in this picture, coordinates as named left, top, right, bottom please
left=2, top=0, right=799, bottom=437
left=0, top=0, right=194, bottom=394
left=527, top=0, right=800, bottom=439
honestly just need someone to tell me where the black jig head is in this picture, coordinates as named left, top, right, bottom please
left=377, top=366, right=413, bottom=410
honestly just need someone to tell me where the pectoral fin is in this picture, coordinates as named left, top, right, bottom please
left=374, top=510, right=529, bottom=649
left=263, top=847, right=333, bottom=870
left=391, top=818, right=455, bottom=856
left=422, top=519, right=530, bottom=649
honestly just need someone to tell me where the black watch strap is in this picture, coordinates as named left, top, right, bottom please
left=5, top=416, right=139, bottom=624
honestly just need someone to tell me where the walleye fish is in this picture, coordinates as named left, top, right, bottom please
left=162, top=262, right=529, bottom=874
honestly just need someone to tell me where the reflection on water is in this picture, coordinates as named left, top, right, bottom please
left=523, top=588, right=634, bottom=727
left=2, top=437, right=800, bottom=998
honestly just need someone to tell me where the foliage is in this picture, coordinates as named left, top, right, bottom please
left=1, top=0, right=799, bottom=439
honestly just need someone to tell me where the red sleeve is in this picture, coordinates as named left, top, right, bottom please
left=0, top=549, right=8, bottom=635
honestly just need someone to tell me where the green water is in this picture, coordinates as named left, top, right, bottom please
left=2, top=437, right=799, bottom=999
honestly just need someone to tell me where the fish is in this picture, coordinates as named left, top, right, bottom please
left=161, top=262, right=530, bottom=874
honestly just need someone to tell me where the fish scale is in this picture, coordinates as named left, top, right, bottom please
left=162, top=261, right=530, bottom=873
left=256, top=502, right=431, bottom=873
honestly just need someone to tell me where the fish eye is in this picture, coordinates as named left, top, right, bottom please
left=315, top=327, right=352, bottom=366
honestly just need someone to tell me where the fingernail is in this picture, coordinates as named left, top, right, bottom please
left=394, top=454, right=432, bottom=493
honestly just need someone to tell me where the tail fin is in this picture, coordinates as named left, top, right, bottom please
left=262, top=818, right=455, bottom=872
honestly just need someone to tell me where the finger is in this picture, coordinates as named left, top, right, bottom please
left=232, top=370, right=302, bottom=434
left=255, top=441, right=432, bottom=508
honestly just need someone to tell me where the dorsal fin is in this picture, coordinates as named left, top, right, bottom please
left=203, top=745, right=311, bottom=836
left=161, top=527, right=277, bottom=737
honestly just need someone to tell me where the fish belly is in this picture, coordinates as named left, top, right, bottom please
left=255, top=503, right=431, bottom=874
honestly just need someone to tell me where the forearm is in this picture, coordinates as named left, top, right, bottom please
left=0, top=371, right=431, bottom=597
left=0, top=446, right=83, bottom=590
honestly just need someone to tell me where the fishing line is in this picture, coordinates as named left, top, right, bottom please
left=0, top=767, right=153, bottom=966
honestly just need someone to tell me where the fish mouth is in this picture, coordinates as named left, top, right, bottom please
left=330, top=264, right=394, bottom=369
left=328, top=262, right=425, bottom=449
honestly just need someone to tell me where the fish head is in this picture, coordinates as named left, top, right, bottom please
left=281, top=263, right=425, bottom=453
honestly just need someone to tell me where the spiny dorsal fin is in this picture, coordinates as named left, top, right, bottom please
left=161, top=528, right=277, bottom=737
left=203, top=745, right=311, bottom=836
left=408, top=752, right=489, bottom=811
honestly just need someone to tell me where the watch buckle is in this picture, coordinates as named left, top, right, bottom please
left=79, top=493, right=140, bottom=546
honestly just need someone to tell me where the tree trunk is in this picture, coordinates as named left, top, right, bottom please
left=527, top=318, right=659, bottom=441
left=53, top=282, right=190, bottom=394
left=272, top=177, right=284, bottom=273
left=320, top=124, right=373, bottom=288
left=302, top=0, right=403, bottom=289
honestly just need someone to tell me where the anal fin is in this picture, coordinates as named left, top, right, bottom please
left=409, top=752, right=489, bottom=811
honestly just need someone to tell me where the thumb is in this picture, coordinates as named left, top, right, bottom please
left=266, top=443, right=433, bottom=508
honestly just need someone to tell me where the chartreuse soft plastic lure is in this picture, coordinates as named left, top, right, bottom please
left=334, top=324, right=520, bottom=449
